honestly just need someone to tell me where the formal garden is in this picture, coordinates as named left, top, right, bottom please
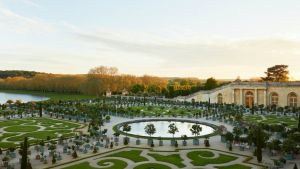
left=0, top=97, right=299, bottom=168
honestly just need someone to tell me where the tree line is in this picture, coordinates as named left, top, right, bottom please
left=0, top=70, right=44, bottom=79
left=0, top=66, right=167, bottom=96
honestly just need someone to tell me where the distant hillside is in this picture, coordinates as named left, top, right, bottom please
left=0, top=70, right=46, bottom=79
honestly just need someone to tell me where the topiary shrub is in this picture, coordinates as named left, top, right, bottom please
left=73, top=150, right=78, bottom=158
left=229, top=144, right=232, bottom=151
left=253, top=149, right=257, bottom=156
left=93, top=147, right=97, bottom=153
left=52, top=155, right=56, bottom=164
left=205, top=140, right=210, bottom=147
left=110, top=142, right=114, bottom=149
left=124, top=138, right=128, bottom=145
left=175, top=141, right=178, bottom=148
left=151, top=140, right=154, bottom=147
left=106, top=116, right=111, bottom=120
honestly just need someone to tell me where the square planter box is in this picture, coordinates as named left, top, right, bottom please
left=170, top=140, right=176, bottom=146
left=147, top=139, right=152, bottom=145
left=123, top=137, right=130, bottom=143
left=114, top=138, right=119, bottom=142
left=159, top=141, right=163, bottom=146
left=182, top=141, right=187, bottom=146
left=221, top=136, right=227, bottom=142
left=286, top=153, right=294, bottom=160
left=268, top=151, right=273, bottom=157
left=193, top=139, right=199, bottom=146
left=226, top=143, right=231, bottom=148
left=276, top=133, right=281, bottom=139
left=239, top=147, right=244, bottom=151
left=136, top=140, right=141, bottom=145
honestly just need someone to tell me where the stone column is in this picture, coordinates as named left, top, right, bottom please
left=264, top=89, right=267, bottom=106
left=240, top=89, right=243, bottom=105
left=232, top=89, right=235, bottom=104
left=254, top=89, right=257, bottom=105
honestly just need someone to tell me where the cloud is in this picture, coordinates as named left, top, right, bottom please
left=0, top=6, right=53, bottom=33
left=72, top=30, right=300, bottom=70
left=60, top=20, right=78, bottom=30
left=18, top=0, right=40, bottom=8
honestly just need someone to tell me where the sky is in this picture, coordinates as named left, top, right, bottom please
left=1, top=0, right=300, bottom=79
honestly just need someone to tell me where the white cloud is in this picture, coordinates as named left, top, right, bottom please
left=0, top=6, right=53, bottom=33
left=18, top=0, right=40, bottom=8
left=72, top=30, right=300, bottom=70
left=60, top=20, right=78, bottom=30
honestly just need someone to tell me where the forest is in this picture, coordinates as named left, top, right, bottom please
left=0, top=66, right=227, bottom=98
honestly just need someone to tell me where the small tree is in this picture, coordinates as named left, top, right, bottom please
left=73, top=150, right=78, bottom=158
left=21, top=137, right=28, bottom=169
left=168, top=123, right=179, bottom=138
left=144, top=124, right=156, bottom=138
left=93, top=147, right=97, bottom=153
left=174, top=140, right=178, bottom=148
left=294, top=163, right=298, bottom=169
left=190, top=124, right=202, bottom=139
left=229, top=143, right=232, bottom=151
left=257, top=126, right=262, bottom=163
left=52, top=155, right=56, bottom=164
left=122, top=123, right=131, bottom=139
left=110, top=142, right=113, bottom=149
left=151, top=140, right=154, bottom=147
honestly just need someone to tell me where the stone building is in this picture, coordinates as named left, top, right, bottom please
left=174, top=82, right=300, bottom=108
left=122, top=88, right=127, bottom=96
left=106, top=88, right=111, bottom=97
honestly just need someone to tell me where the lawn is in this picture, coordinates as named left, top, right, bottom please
left=0, top=89, right=96, bottom=101
left=62, top=159, right=128, bottom=169
left=0, top=117, right=80, bottom=146
left=187, top=151, right=238, bottom=166
left=147, top=153, right=186, bottom=168
left=4, top=126, right=40, bottom=132
left=133, top=163, right=172, bottom=169
left=104, top=150, right=148, bottom=163
left=214, top=164, right=252, bottom=169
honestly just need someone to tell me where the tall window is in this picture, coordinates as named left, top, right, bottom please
left=289, top=93, right=297, bottom=107
left=218, top=94, right=223, bottom=104
left=245, top=91, right=254, bottom=108
left=271, top=93, right=278, bottom=106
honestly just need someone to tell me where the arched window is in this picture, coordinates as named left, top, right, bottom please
left=245, top=91, right=254, bottom=108
left=289, top=93, right=297, bottom=107
left=271, top=93, right=278, bottom=106
left=218, top=94, right=223, bottom=104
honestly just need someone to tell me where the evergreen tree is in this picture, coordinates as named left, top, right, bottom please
left=21, top=137, right=28, bottom=169
left=251, top=102, right=254, bottom=115
left=151, top=140, right=154, bottom=147
left=294, top=163, right=298, bottom=169
left=124, top=138, right=128, bottom=145
left=73, top=150, right=78, bottom=158
left=52, top=155, right=56, bottom=164
left=298, top=114, right=300, bottom=130
left=229, top=144, right=232, bottom=151
left=174, top=141, right=178, bottom=148
left=208, top=98, right=210, bottom=112
left=257, top=126, right=262, bottom=162
left=39, top=102, right=42, bottom=117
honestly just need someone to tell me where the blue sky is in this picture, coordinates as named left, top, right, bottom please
left=1, top=0, right=300, bottom=79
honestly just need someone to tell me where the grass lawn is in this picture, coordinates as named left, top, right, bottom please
left=0, top=118, right=79, bottom=145
left=0, top=89, right=96, bottom=101
left=0, top=133, right=19, bottom=141
left=187, top=151, right=238, bottom=166
left=133, top=163, right=172, bottom=169
left=214, top=164, right=252, bottom=169
left=4, top=126, right=40, bottom=132
left=104, top=150, right=148, bottom=163
left=62, top=159, right=128, bottom=169
left=196, top=150, right=215, bottom=157
left=147, top=153, right=186, bottom=168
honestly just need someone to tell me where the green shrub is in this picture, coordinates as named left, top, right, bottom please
left=106, top=116, right=111, bottom=120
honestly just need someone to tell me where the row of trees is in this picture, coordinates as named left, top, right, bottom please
left=0, top=66, right=167, bottom=96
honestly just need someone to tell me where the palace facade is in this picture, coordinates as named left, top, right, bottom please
left=174, top=82, right=300, bottom=108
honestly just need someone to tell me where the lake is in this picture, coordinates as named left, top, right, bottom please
left=0, top=92, right=49, bottom=104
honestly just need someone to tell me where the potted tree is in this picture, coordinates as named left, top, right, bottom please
left=168, top=123, right=179, bottom=146
left=190, top=124, right=202, bottom=146
left=283, top=138, right=297, bottom=160
left=158, top=136, right=163, bottom=146
left=106, top=115, right=111, bottom=122
left=8, top=147, right=16, bottom=158
left=122, top=123, right=131, bottom=144
left=136, top=135, right=141, bottom=145
left=181, top=135, right=188, bottom=146
left=225, top=132, right=234, bottom=148
left=2, top=156, right=10, bottom=167
left=113, top=132, right=120, bottom=145
left=144, top=124, right=156, bottom=145
left=102, top=129, right=108, bottom=139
